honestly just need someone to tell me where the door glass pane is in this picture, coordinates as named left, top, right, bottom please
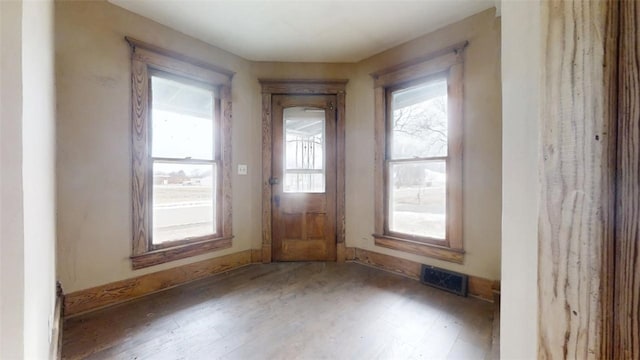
left=390, top=78, right=448, bottom=159
left=388, top=160, right=446, bottom=239
left=283, top=107, right=325, bottom=193
left=151, top=75, right=214, bottom=160
left=152, top=162, right=216, bottom=244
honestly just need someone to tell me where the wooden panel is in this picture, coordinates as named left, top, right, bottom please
left=538, top=1, right=618, bottom=358
left=131, top=59, right=149, bottom=256
left=282, top=213, right=303, bottom=239
left=372, top=51, right=463, bottom=88
left=373, top=235, right=464, bottom=264
left=125, top=37, right=234, bottom=81
left=131, top=237, right=232, bottom=270
left=336, top=91, right=346, bottom=248
left=65, top=250, right=252, bottom=317
left=352, top=248, right=495, bottom=301
left=261, top=93, right=273, bottom=263
left=373, top=87, right=386, bottom=236
left=306, top=213, right=326, bottom=239
left=370, top=41, right=467, bottom=80
left=468, top=276, right=499, bottom=303
left=446, top=63, right=464, bottom=250
left=220, top=84, right=233, bottom=238
left=271, top=94, right=337, bottom=262
left=250, top=248, right=263, bottom=263
left=259, top=79, right=348, bottom=95
left=615, top=1, right=640, bottom=358
left=281, top=239, right=327, bottom=260
left=260, top=81, right=347, bottom=263
left=354, top=248, right=421, bottom=280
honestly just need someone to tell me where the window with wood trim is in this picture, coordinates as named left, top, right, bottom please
left=372, top=42, right=466, bottom=264
left=127, top=37, right=234, bottom=270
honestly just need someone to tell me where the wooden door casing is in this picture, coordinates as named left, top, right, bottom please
left=271, top=95, right=337, bottom=261
left=615, top=1, right=640, bottom=357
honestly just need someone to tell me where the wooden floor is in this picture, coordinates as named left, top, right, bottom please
left=62, top=262, right=496, bottom=359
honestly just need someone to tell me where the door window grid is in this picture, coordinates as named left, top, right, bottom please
left=283, top=107, right=326, bottom=193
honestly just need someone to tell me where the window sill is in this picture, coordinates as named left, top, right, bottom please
left=131, top=235, right=233, bottom=270
left=372, top=234, right=464, bottom=264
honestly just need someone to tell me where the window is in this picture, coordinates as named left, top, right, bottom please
left=372, top=42, right=466, bottom=263
left=127, top=37, right=234, bottom=269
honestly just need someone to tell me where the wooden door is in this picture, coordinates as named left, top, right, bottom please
left=271, top=95, right=337, bottom=261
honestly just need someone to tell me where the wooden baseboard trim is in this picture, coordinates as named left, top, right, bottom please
left=351, top=248, right=498, bottom=302
left=251, top=248, right=263, bottom=263
left=64, top=250, right=252, bottom=317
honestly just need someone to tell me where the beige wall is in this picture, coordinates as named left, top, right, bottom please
left=55, top=1, right=259, bottom=293
left=1, top=2, right=25, bottom=357
left=56, top=2, right=501, bottom=294
left=1, top=0, right=58, bottom=357
left=347, top=8, right=502, bottom=281
left=500, top=1, right=540, bottom=357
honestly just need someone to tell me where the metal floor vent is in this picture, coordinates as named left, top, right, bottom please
left=420, top=264, right=468, bottom=297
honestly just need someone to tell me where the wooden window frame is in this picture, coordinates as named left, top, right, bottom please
left=126, top=37, right=235, bottom=270
left=371, top=42, right=467, bottom=264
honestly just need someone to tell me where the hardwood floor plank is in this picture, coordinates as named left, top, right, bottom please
left=63, top=262, right=495, bottom=360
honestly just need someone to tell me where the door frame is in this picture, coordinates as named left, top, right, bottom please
left=259, top=79, right=348, bottom=263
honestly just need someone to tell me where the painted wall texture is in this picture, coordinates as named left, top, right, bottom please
left=1, top=0, right=58, bottom=358
left=347, top=8, right=502, bottom=281
left=56, top=1, right=502, bottom=293
left=500, top=1, right=540, bottom=358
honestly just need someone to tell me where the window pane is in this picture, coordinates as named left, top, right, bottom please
left=283, top=107, right=325, bottom=193
left=388, top=160, right=446, bottom=239
left=391, top=79, right=447, bottom=159
left=151, top=75, right=214, bottom=160
left=152, top=162, right=216, bottom=244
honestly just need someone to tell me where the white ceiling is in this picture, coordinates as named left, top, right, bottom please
left=109, top=0, right=496, bottom=63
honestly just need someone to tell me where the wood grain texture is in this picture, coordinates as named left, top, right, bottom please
left=615, top=1, right=640, bottom=358
left=371, top=51, right=463, bottom=89
left=62, top=262, right=495, bottom=360
left=371, top=44, right=465, bottom=259
left=468, top=276, right=499, bottom=303
left=65, top=250, right=252, bottom=317
left=258, top=79, right=348, bottom=95
left=128, top=38, right=234, bottom=269
left=261, top=93, right=273, bottom=263
left=447, top=63, right=464, bottom=251
left=373, top=235, right=464, bottom=264
left=125, top=37, right=235, bottom=79
left=131, top=237, right=232, bottom=270
left=271, top=95, right=337, bottom=261
left=260, top=80, right=347, bottom=263
left=336, top=91, right=346, bottom=248
left=131, top=59, right=149, bottom=256
left=538, top=1, right=618, bottom=358
left=370, top=41, right=467, bottom=80
left=250, top=248, right=262, bottom=263
left=352, top=248, right=495, bottom=301
left=220, top=84, right=233, bottom=238
left=373, top=86, right=386, bottom=236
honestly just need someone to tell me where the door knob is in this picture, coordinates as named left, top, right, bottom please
left=269, top=177, right=280, bottom=185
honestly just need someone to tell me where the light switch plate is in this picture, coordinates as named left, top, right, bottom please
left=237, top=164, right=248, bottom=175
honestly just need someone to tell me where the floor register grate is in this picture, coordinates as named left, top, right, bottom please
left=420, top=264, right=468, bottom=297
